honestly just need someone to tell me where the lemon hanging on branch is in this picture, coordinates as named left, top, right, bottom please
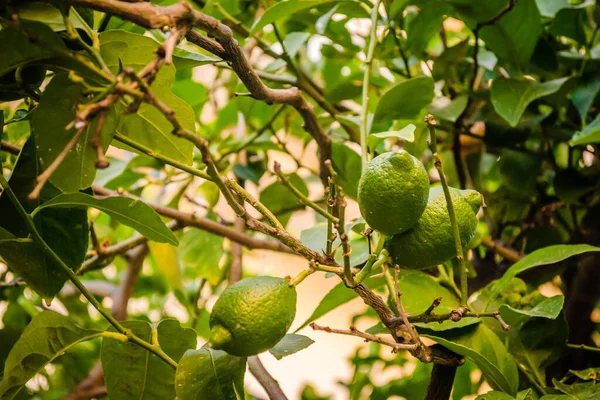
left=209, top=276, right=297, bottom=357
left=385, top=186, right=482, bottom=269
left=358, top=151, right=430, bottom=235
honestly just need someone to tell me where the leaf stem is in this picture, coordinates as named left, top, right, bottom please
left=0, top=174, right=178, bottom=370
left=360, top=0, right=381, bottom=170
left=426, top=115, right=469, bottom=306
left=567, top=343, right=600, bottom=353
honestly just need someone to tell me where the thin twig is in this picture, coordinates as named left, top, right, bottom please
left=567, top=343, right=600, bottom=353
left=310, top=322, right=417, bottom=352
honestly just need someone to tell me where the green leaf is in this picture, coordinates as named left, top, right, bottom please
left=476, top=392, right=516, bottom=400
left=260, top=173, right=308, bottom=226
left=0, top=136, right=89, bottom=299
left=406, top=1, right=452, bottom=56
left=491, top=77, right=569, bottom=127
left=250, top=0, right=353, bottom=35
left=535, top=0, right=569, bottom=17
left=37, top=192, right=178, bottom=245
left=148, top=242, right=182, bottom=290
left=0, top=21, right=66, bottom=76
left=5, top=109, right=34, bottom=125
left=297, top=270, right=478, bottom=332
left=571, top=77, right=600, bottom=122
left=33, top=74, right=119, bottom=192
left=179, top=228, right=224, bottom=285
left=175, top=347, right=246, bottom=400
left=570, top=114, right=600, bottom=145
left=373, top=77, right=434, bottom=123
left=0, top=311, right=102, bottom=400
left=485, top=245, right=600, bottom=308
left=330, top=142, right=362, bottom=199
left=421, top=324, right=519, bottom=395
left=102, top=319, right=196, bottom=400
left=478, top=0, right=542, bottom=71
left=269, top=334, right=315, bottom=360
left=499, top=295, right=564, bottom=324
left=15, top=2, right=88, bottom=32
left=369, top=124, right=416, bottom=144
left=100, top=30, right=195, bottom=165
left=428, top=95, right=469, bottom=123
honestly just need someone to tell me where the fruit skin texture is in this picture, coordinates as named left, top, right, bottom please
left=385, top=186, right=482, bottom=269
left=209, top=276, right=297, bottom=357
left=357, top=151, right=430, bottom=235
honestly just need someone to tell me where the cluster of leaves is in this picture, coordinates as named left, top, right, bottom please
left=0, top=0, right=600, bottom=399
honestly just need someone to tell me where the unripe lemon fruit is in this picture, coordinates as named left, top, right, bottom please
left=384, top=186, right=482, bottom=269
left=357, top=151, right=430, bottom=235
left=209, top=276, right=297, bottom=357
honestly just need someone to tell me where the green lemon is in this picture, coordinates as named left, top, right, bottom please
left=384, top=186, right=482, bottom=269
left=209, top=276, right=297, bottom=357
left=357, top=151, right=430, bottom=235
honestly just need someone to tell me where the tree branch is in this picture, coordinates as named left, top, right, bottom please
left=248, top=356, right=288, bottom=400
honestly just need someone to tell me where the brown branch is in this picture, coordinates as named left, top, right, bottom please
left=248, top=356, right=288, bottom=400
left=310, top=323, right=418, bottom=352
left=480, top=237, right=523, bottom=262
left=91, top=109, right=109, bottom=169
left=0, top=140, right=21, bottom=155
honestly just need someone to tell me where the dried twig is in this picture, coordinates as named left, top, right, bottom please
left=310, top=322, right=418, bottom=352
left=248, top=356, right=288, bottom=400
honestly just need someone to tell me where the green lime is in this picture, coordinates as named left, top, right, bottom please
left=357, top=151, right=430, bottom=235
left=209, top=276, right=297, bottom=357
left=384, top=186, right=482, bottom=269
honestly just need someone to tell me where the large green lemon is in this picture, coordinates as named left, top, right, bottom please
left=384, top=186, right=482, bottom=269
left=357, top=151, right=430, bottom=235
left=209, top=276, right=297, bottom=357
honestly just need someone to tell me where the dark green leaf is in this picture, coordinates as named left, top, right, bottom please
left=33, top=74, right=119, bottom=192
left=476, top=392, right=516, bottom=400
left=269, top=334, right=315, bottom=360
left=485, top=245, right=600, bottom=308
left=175, top=347, right=246, bottom=400
left=373, top=76, right=434, bottom=123
left=5, top=109, right=33, bottom=125
left=37, top=192, right=178, bottom=245
left=0, top=311, right=102, bottom=400
left=421, top=324, right=519, bottom=394
left=406, top=1, right=452, bottom=56
left=102, top=319, right=196, bottom=400
left=0, top=21, right=66, bottom=76
left=0, top=136, right=89, bottom=300
left=478, top=0, right=542, bottom=71
left=491, top=77, right=569, bottom=127
left=571, top=77, right=600, bottom=122
left=100, top=30, right=195, bottom=165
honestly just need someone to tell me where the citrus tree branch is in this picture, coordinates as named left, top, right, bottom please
left=248, top=356, right=288, bottom=400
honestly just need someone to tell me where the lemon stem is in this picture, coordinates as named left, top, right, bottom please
left=360, top=0, right=382, bottom=170
left=289, top=268, right=315, bottom=287
left=426, top=115, right=469, bottom=306
left=356, top=250, right=388, bottom=283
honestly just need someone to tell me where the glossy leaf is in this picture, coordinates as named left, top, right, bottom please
left=102, top=319, right=196, bottom=400
left=428, top=95, right=469, bottom=123
left=485, top=244, right=600, bottom=308
left=175, top=347, right=246, bottom=400
left=570, top=114, right=600, bottom=145
left=0, top=311, right=102, bottom=400
left=373, top=77, right=435, bottom=123
left=571, top=77, right=600, bottom=122
left=37, top=192, right=178, bottom=245
left=148, top=242, right=182, bottom=290
left=250, top=0, right=352, bottom=35
left=421, top=324, right=519, bottom=395
left=491, top=77, right=569, bottom=127
left=100, top=30, right=195, bottom=165
left=33, top=74, right=119, bottom=192
left=499, top=295, right=564, bottom=324
left=368, top=124, right=416, bottom=147
left=269, top=334, right=315, bottom=360
left=0, top=136, right=89, bottom=299
left=535, top=0, right=569, bottom=17
left=297, top=270, right=479, bottom=332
